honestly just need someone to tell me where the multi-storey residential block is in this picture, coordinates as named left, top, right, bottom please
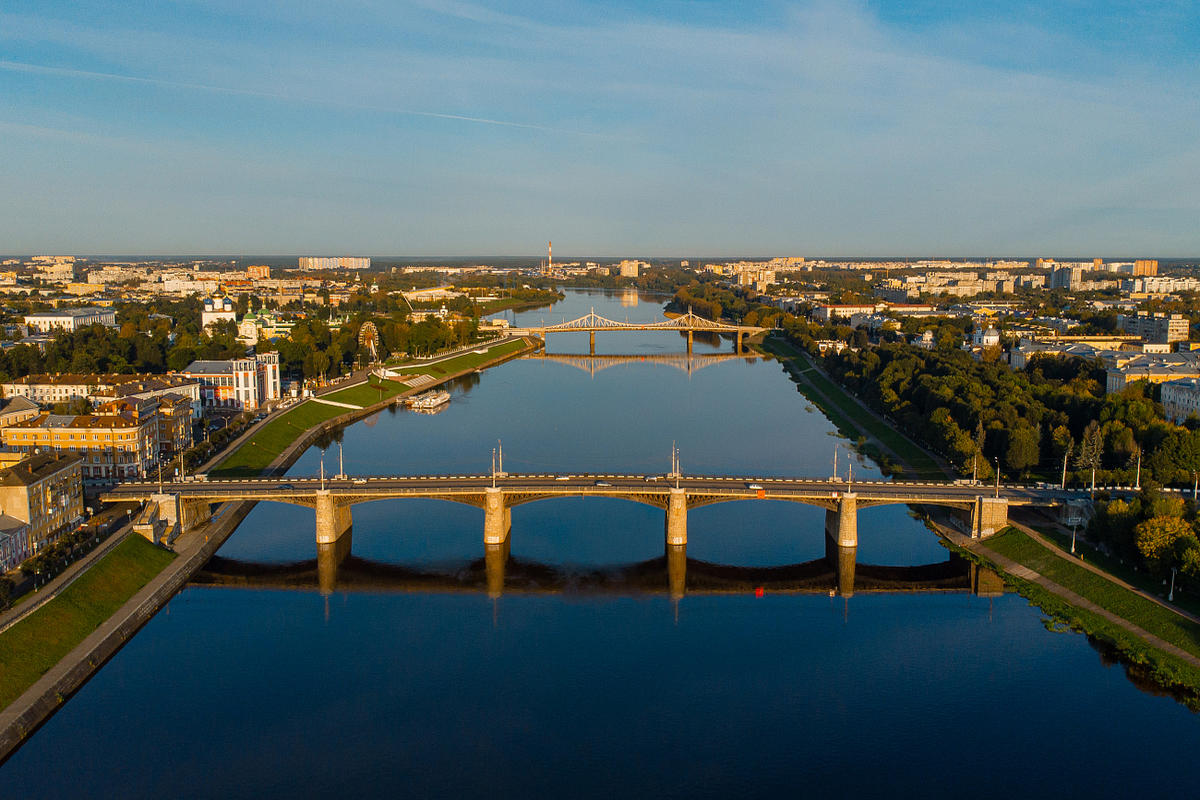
left=1161, top=378, right=1200, bottom=424
left=177, top=352, right=280, bottom=411
left=1117, top=311, right=1190, bottom=344
left=1, top=374, right=200, bottom=409
left=0, top=452, right=84, bottom=552
left=0, top=408, right=157, bottom=487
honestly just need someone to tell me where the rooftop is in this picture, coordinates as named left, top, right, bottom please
left=0, top=452, right=82, bottom=486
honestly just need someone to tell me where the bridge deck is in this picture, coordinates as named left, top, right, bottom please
left=104, top=473, right=1080, bottom=508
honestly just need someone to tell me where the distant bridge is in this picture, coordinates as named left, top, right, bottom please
left=106, top=473, right=1076, bottom=596
left=511, top=309, right=767, bottom=354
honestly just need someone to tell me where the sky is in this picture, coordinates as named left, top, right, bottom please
left=1, top=0, right=1198, bottom=257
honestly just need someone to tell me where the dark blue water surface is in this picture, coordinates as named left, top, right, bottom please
left=4, top=290, right=1197, bottom=798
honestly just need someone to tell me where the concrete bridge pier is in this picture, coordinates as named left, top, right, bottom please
left=972, top=496, right=1008, bottom=538
left=484, top=486, right=511, bottom=545
left=686, top=331, right=694, bottom=354
left=317, top=532, right=353, bottom=595
left=665, top=488, right=688, bottom=546
left=485, top=538, right=510, bottom=599
left=589, top=331, right=596, bottom=355
left=824, top=493, right=857, bottom=596
left=667, top=543, right=687, bottom=601
left=824, top=493, right=858, bottom=548
left=736, top=331, right=744, bottom=354
left=150, top=492, right=212, bottom=539
left=315, top=490, right=353, bottom=546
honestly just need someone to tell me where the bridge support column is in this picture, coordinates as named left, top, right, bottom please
left=972, top=496, right=1008, bottom=539
left=484, top=486, right=511, bottom=545
left=589, top=331, right=596, bottom=355
left=825, top=493, right=857, bottom=548
left=315, top=490, right=353, bottom=546
left=317, top=531, right=353, bottom=595
left=150, top=493, right=212, bottom=540
left=687, top=331, right=694, bottom=354
left=824, top=493, right=857, bottom=596
left=667, top=543, right=687, bottom=601
left=736, top=331, right=744, bottom=354
left=665, top=488, right=687, bottom=546
left=485, top=538, right=510, bottom=599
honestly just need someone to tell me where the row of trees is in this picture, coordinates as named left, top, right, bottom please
left=1090, top=486, right=1200, bottom=585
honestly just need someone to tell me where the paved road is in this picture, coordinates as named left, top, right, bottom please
left=104, top=473, right=1095, bottom=507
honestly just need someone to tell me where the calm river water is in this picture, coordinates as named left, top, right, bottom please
left=4, top=289, right=1197, bottom=797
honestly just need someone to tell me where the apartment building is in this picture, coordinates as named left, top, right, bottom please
left=1117, top=311, right=1190, bottom=344
left=177, top=352, right=280, bottom=411
left=0, top=409, right=157, bottom=487
left=0, top=452, right=84, bottom=552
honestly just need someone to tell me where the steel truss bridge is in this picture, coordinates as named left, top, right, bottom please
left=512, top=309, right=767, bottom=353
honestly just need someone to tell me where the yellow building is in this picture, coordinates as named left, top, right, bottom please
left=0, top=452, right=84, bottom=552
left=1, top=409, right=157, bottom=488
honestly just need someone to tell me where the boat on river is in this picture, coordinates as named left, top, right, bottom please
left=408, top=389, right=450, bottom=410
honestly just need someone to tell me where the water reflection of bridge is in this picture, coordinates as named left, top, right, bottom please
left=527, top=352, right=760, bottom=377
left=193, top=539, right=1005, bottom=601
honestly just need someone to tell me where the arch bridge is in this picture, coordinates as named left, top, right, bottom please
left=106, top=473, right=1075, bottom=596
left=513, top=309, right=767, bottom=354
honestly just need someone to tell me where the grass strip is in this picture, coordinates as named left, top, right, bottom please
left=761, top=337, right=946, bottom=479
left=1030, top=526, right=1200, bottom=619
left=985, top=528, right=1200, bottom=660
left=213, top=339, right=530, bottom=478
left=321, top=379, right=408, bottom=408
left=0, top=536, right=176, bottom=709
left=942, top=531, right=1200, bottom=706
left=392, top=338, right=527, bottom=377
left=209, top=401, right=350, bottom=477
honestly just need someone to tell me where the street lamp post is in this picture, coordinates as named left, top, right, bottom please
left=1169, top=567, right=1177, bottom=603
left=994, top=458, right=1000, bottom=499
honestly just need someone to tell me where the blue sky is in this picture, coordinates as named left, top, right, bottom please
left=1, top=1, right=1197, bottom=256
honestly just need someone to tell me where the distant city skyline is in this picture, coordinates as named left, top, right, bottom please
left=2, top=1, right=1198, bottom=255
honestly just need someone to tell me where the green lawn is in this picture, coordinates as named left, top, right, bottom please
left=210, top=401, right=347, bottom=477
left=761, top=337, right=947, bottom=479
left=1031, top=525, right=1200, bottom=619
left=0, top=535, right=176, bottom=709
left=213, top=338, right=531, bottom=478
left=391, top=338, right=528, bottom=378
left=986, top=528, right=1200, bottom=660
left=321, top=378, right=408, bottom=407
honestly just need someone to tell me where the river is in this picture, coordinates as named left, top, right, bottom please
left=3, top=289, right=1197, bottom=797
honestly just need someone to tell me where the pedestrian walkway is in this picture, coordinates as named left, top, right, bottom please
left=310, top=397, right=363, bottom=410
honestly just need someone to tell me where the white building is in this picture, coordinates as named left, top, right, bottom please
left=298, top=257, right=371, bottom=271
left=1161, top=378, right=1200, bottom=424
left=201, top=296, right=237, bottom=330
left=23, top=307, right=117, bottom=333
left=177, top=352, right=280, bottom=411
left=973, top=327, right=1001, bottom=347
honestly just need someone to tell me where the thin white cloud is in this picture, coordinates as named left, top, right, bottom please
left=0, top=58, right=619, bottom=138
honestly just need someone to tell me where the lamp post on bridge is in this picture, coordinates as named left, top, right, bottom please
left=994, top=458, right=1000, bottom=499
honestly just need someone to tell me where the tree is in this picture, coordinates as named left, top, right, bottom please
left=1134, top=516, right=1197, bottom=574
left=1006, top=424, right=1040, bottom=477
left=1075, top=420, right=1103, bottom=480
